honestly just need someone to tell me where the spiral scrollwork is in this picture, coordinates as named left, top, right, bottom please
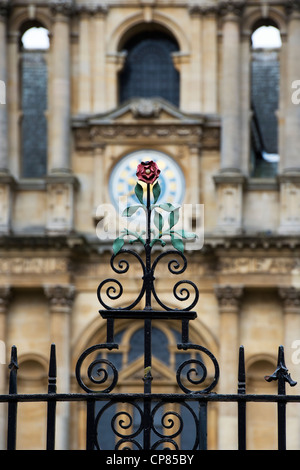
left=151, top=401, right=199, bottom=450
left=75, top=344, right=119, bottom=393
left=97, top=250, right=146, bottom=310
left=176, top=344, right=219, bottom=394
left=151, top=251, right=199, bottom=311
left=94, top=401, right=144, bottom=450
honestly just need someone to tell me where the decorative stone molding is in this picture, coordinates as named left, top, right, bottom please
left=213, top=170, right=245, bottom=235
left=49, top=0, right=73, bottom=16
left=46, top=174, right=78, bottom=234
left=215, top=285, right=244, bottom=311
left=278, top=286, right=300, bottom=312
left=44, top=284, right=75, bottom=313
left=0, top=1, right=9, bottom=19
left=0, top=174, right=15, bottom=235
left=0, top=285, right=11, bottom=314
left=278, top=172, right=300, bottom=234
left=218, top=0, right=245, bottom=18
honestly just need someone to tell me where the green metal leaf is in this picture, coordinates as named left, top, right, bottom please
left=154, top=210, right=164, bottom=232
left=172, top=229, right=197, bottom=239
left=150, top=238, right=166, bottom=248
left=135, top=183, right=144, bottom=205
left=112, top=237, right=125, bottom=255
left=171, top=236, right=184, bottom=253
left=169, top=208, right=180, bottom=229
left=158, top=202, right=176, bottom=212
left=122, top=205, right=142, bottom=217
left=152, top=182, right=161, bottom=204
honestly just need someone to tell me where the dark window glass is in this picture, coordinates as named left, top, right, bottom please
left=119, top=32, right=179, bottom=106
left=21, top=51, right=48, bottom=178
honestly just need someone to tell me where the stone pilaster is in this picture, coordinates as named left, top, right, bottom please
left=0, top=3, right=14, bottom=235
left=215, top=284, right=244, bottom=449
left=46, top=2, right=77, bottom=234
left=278, top=2, right=300, bottom=234
left=214, top=2, right=245, bottom=234
left=0, top=285, right=11, bottom=449
left=44, top=284, right=75, bottom=449
left=0, top=2, right=8, bottom=172
left=48, top=1, right=72, bottom=173
left=91, top=5, right=108, bottom=113
left=278, top=286, right=300, bottom=449
left=78, top=6, right=92, bottom=114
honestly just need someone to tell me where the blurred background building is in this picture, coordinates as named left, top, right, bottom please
left=0, top=0, right=300, bottom=450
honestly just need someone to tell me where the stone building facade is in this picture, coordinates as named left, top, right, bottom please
left=0, top=0, right=300, bottom=450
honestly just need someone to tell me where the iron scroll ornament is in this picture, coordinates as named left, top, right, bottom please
left=76, top=161, right=220, bottom=405
left=97, top=161, right=199, bottom=312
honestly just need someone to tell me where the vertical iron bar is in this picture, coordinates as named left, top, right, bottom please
left=237, top=345, right=246, bottom=450
left=46, top=344, right=57, bottom=450
left=144, top=183, right=152, bottom=393
left=86, top=400, right=96, bottom=450
left=143, top=183, right=152, bottom=448
left=198, top=402, right=207, bottom=450
left=7, top=345, right=18, bottom=450
left=277, top=346, right=286, bottom=451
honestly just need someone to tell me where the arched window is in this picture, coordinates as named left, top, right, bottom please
left=119, top=30, right=180, bottom=107
left=250, top=24, right=282, bottom=177
left=20, top=24, right=49, bottom=178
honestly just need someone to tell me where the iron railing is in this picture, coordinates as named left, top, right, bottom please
left=2, top=161, right=299, bottom=450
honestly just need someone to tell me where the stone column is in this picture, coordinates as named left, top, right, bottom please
left=278, top=2, right=300, bottom=234
left=44, top=284, right=75, bottom=450
left=0, top=2, right=8, bottom=172
left=49, top=1, right=72, bottom=173
left=202, top=7, right=218, bottom=114
left=78, top=6, right=91, bottom=114
left=188, top=6, right=202, bottom=112
left=47, top=1, right=78, bottom=234
left=0, top=286, right=11, bottom=449
left=215, top=284, right=243, bottom=449
left=92, top=5, right=108, bottom=113
left=278, top=286, right=300, bottom=449
left=0, top=3, right=14, bottom=234
left=213, top=2, right=245, bottom=234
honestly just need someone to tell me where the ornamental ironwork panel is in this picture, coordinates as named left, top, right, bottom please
left=3, top=160, right=299, bottom=451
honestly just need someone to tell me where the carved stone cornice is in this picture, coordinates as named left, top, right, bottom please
left=49, top=0, right=74, bottom=17
left=76, top=3, right=108, bottom=17
left=73, top=98, right=220, bottom=151
left=44, top=284, right=75, bottom=313
left=0, top=285, right=11, bottom=313
left=0, top=0, right=9, bottom=19
left=278, top=286, right=300, bottom=312
left=215, top=285, right=244, bottom=311
left=285, top=0, right=300, bottom=17
left=218, top=0, right=245, bottom=19
left=189, top=4, right=217, bottom=17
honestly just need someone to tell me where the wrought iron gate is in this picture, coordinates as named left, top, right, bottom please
left=3, top=162, right=300, bottom=450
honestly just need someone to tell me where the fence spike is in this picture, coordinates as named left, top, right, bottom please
left=48, top=343, right=57, bottom=394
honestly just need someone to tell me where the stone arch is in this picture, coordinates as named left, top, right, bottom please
left=242, top=7, right=287, bottom=40
left=8, top=9, right=52, bottom=39
left=108, top=11, right=190, bottom=55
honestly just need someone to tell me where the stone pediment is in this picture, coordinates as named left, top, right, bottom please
left=77, top=98, right=203, bottom=125
left=72, top=98, right=220, bottom=150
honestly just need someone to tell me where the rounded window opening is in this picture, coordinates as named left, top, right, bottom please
left=21, top=26, right=50, bottom=50
left=251, top=25, right=282, bottom=49
left=250, top=23, right=281, bottom=177
left=19, top=23, right=49, bottom=178
left=118, top=26, right=180, bottom=107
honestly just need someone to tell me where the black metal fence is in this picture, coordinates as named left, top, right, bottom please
left=2, top=166, right=300, bottom=451
left=3, top=340, right=300, bottom=451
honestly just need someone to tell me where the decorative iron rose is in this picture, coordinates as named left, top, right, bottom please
left=136, top=161, right=161, bottom=185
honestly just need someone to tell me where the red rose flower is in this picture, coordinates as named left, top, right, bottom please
left=136, top=161, right=161, bottom=184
